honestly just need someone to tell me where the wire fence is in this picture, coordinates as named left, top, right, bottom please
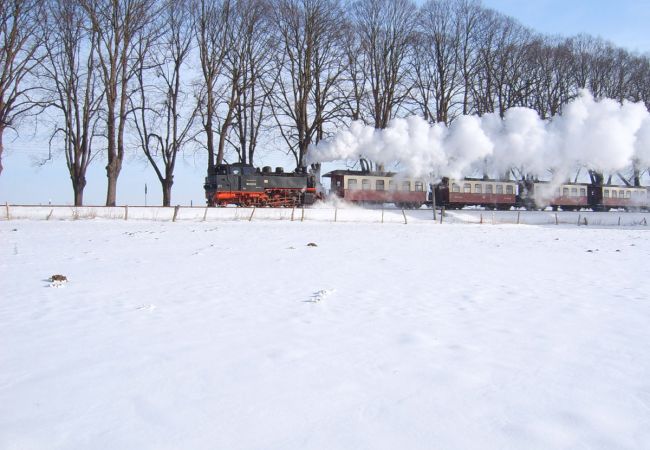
left=2, top=203, right=649, bottom=227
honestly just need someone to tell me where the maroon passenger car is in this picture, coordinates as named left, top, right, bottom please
left=323, top=170, right=427, bottom=208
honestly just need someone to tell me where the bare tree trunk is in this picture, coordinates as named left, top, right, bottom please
left=73, top=178, right=86, bottom=206
left=162, top=178, right=173, bottom=207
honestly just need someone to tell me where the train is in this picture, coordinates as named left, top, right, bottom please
left=322, top=169, right=428, bottom=209
left=204, top=163, right=318, bottom=207
left=435, top=178, right=649, bottom=211
left=205, top=162, right=649, bottom=211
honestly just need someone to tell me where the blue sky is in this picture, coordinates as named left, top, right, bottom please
left=482, top=0, right=650, bottom=53
left=2, top=0, right=649, bottom=206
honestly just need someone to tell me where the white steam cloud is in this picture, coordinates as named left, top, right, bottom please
left=307, top=91, right=650, bottom=181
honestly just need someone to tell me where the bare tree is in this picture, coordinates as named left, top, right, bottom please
left=268, top=0, right=348, bottom=168
left=42, top=0, right=103, bottom=205
left=0, top=0, right=45, bottom=176
left=194, top=0, right=232, bottom=170
left=353, top=0, right=417, bottom=129
left=230, top=0, right=275, bottom=165
left=81, top=0, right=158, bottom=206
left=412, top=0, right=462, bottom=124
left=131, top=0, right=196, bottom=206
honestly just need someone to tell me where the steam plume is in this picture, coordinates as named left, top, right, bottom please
left=307, top=91, right=650, bottom=181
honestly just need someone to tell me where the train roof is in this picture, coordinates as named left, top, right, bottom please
left=448, top=177, right=516, bottom=183
left=323, top=170, right=398, bottom=177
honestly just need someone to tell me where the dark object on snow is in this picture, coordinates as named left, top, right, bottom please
left=50, top=274, right=68, bottom=282
left=307, top=242, right=318, bottom=247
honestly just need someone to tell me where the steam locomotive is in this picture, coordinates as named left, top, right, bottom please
left=204, top=163, right=318, bottom=207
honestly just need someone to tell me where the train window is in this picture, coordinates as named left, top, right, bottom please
left=580, top=188, right=586, bottom=196
left=402, top=181, right=411, bottom=191
left=452, top=183, right=460, bottom=192
left=604, top=189, right=609, bottom=198
left=486, top=184, right=493, bottom=194
left=348, top=179, right=358, bottom=190
left=571, top=188, right=577, bottom=196
left=506, top=185, right=514, bottom=195
left=496, top=185, right=503, bottom=194
left=389, top=180, right=396, bottom=190
left=362, top=179, right=371, bottom=190
left=563, top=187, right=569, bottom=197
left=463, top=183, right=471, bottom=193
left=415, top=182, right=424, bottom=192
left=475, top=184, right=482, bottom=193
left=612, top=190, right=617, bottom=198
left=376, top=180, right=385, bottom=191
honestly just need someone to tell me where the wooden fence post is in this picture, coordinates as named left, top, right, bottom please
left=381, top=207, right=384, bottom=224
left=248, top=207, right=256, bottom=222
left=46, top=209, right=54, bottom=220
left=517, top=211, right=520, bottom=225
left=291, top=207, right=295, bottom=222
left=5, top=202, right=9, bottom=220
left=618, top=216, right=621, bottom=226
left=301, top=207, right=305, bottom=222
left=172, top=205, right=180, bottom=222
left=555, top=213, right=559, bottom=225
left=402, top=209, right=407, bottom=225
left=334, top=208, right=338, bottom=222
left=203, top=206, right=209, bottom=222
left=480, top=213, right=483, bottom=224
left=577, top=214, right=581, bottom=226
left=440, top=207, right=444, bottom=224
left=124, top=205, right=129, bottom=220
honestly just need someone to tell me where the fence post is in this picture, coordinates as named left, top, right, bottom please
left=480, top=213, right=483, bottom=224
left=124, top=205, right=129, bottom=220
left=172, top=205, right=180, bottom=222
left=46, top=209, right=54, bottom=220
left=203, top=206, right=209, bottom=222
left=583, top=216, right=588, bottom=226
left=334, top=208, right=338, bottom=222
left=440, top=207, right=444, bottom=224
left=517, top=211, right=520, bottom=225
left=555, top=213, right=559, bottom=225
left=492, top=211, right=495, bottom=225
left=381, top=207, right=384, bottom=224
left=291, top=207, right=295, bottom=222
left=618, top=216, right=621, bottom=226
left=248, top=207, right=256, bottom=222
left=4, top=202, right=9, bottom=220
left=301, top=207, right=305, bottom=222
left=402, top=209, right=407, bottom=225
left=577, top=214, right=581, bottom=226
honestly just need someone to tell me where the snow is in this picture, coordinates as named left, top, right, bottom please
left=1, top=219, right=650, bottom=449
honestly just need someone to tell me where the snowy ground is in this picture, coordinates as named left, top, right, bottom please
left=1, top=220, right=649, bottom=449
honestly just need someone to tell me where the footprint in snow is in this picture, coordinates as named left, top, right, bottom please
left=135, top=304, right=156, bottom=311
left=306, top=289, right=335, bottom=303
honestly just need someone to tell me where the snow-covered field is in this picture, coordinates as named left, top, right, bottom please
left=1, top=219, right=649, bottom=449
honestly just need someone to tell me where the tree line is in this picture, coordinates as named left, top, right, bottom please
left=2, top=0, right=649, bottom=206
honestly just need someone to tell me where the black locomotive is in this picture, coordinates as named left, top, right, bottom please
left=204, top=163, right=318, bottom=207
